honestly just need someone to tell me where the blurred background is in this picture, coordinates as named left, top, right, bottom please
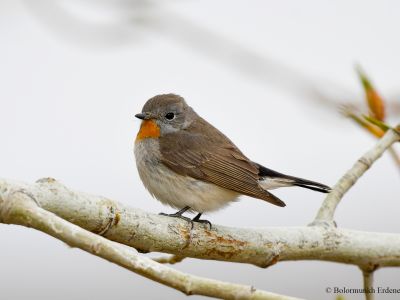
left=1, top=0, right=400, bottom=299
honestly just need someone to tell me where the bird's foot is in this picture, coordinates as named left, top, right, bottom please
left=159, top=206, right=193, bottom=226
left=159, top=212, right=192, bottom=223
left=192, top=213, right=212, bottom=230
left=158, top=208, right=212, bottom=230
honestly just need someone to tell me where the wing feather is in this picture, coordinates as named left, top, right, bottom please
left=159, top=118, right=285, bottom=207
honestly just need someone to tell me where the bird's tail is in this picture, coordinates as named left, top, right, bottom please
left=257, top=164, right=331, bottom=193
left=290, top=177, right=331, bottom=193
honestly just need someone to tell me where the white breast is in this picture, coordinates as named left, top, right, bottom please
left=134, top=138, right=239, bottom=213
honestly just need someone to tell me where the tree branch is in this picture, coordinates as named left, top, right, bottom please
left=1, top=177, right=400, bottom=270
left=313, top=128, right=400, bottom=225
left=1, top=127, right=399, bottom=299
left=0, top=189, right=300, bottom=300
left=153, top=254, right=185, bottom=265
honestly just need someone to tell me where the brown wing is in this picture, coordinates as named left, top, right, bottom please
left=159, top=117, right=285, bottom=207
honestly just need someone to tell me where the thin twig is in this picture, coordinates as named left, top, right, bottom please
left=0, top=190, right=300, bottom=300
left=313, top=128, right=400, bottom=224
left=388, top=147, right=400, bottom=170
left=362, top=269, right=375, bottom=300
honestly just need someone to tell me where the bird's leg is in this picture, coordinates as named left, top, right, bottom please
left=159, top=206, right=192, bottom=223
left=192, top=213, right=212, bottom=229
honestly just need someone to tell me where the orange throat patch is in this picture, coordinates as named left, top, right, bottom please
left=136, top=119, right=160, bottom=142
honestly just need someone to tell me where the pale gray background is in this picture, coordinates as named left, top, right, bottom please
left=1, top=1, right=399, bottom=299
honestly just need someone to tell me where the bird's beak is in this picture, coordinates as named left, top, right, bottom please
left=135, top=112, right=152, bottom=120
left=135, top=113, right=146, bottom=120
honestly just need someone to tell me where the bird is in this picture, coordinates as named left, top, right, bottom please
left=134, top=94, right=330, bottom=227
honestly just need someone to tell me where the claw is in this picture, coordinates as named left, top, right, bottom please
left=192, top=213, right=212, bottom=230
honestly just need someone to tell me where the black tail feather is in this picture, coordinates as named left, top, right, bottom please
left=257, top=164, right=331, bottom=193
left=292, top=181, right=331, bottom=193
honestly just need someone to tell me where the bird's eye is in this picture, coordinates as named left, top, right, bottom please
left=165, top=112, right=175, bottom=120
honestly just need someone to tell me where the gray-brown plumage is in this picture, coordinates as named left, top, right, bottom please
left=134, top=94, right=330, bottom=225
left=159, top=115, right=286, bottom=207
